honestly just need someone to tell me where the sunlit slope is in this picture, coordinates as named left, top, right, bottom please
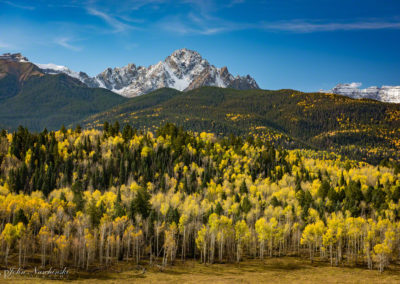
left=82, top=87, right=400, bottom=163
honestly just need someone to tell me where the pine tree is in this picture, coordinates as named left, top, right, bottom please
left=114, top=187, right=125, bottom=218
left=240, top=180, right=248, bottom=194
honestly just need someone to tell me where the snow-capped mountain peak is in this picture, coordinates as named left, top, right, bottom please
left=34, top=48, right=259, bottom=97
left=321, top=83, right=400, bottom=104
left=36, top=63, right=82, bottom=80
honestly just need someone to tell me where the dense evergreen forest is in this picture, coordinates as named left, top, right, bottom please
left=0, top=123, right=399, bottom=272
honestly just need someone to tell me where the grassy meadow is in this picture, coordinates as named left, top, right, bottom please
left=1, top=257, right=400, bottom=283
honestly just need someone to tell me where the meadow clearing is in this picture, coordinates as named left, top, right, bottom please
left=1, top=257, right=400, bottom=283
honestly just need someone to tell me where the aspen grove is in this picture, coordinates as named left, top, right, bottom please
left=0, top=123, right=399, bottom=272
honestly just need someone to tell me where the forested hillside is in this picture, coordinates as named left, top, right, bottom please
left=82, top=87, right=400, bottom=164
left=0, top=59, right=43, bottom=100
left=0, top=74, right=127, bottom=131
left=0, top=58, right=127, bottom=131
left=0, top=124, right=399, bottom=272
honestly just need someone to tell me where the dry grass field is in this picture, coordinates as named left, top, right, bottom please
left=1, top=257, right=400, bottom=283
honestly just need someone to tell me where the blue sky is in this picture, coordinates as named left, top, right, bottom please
left=1, top=0, right=400, bottom=91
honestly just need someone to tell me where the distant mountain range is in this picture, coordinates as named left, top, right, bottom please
left=33, top=48, right=259, bottom=97
left=2, top=51, right=400, bottom=103
left=320, top=83, right=400, bottom=103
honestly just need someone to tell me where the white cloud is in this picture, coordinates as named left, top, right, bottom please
left=160, top=16, right=400, bottom=36
left=156, top=1, right=400, bottom=36
left=0, top=41, right=12, bottom=49
left=1, top=0, right=35, bottom=10
left=159, top=17, right=227, bottom=35
left=54, top=37, right=82, bottom=51
left=159, top=9, right=247, bottom=36
left=86, top=7, right=138, bottom=33
left=121, top=0, right=167, bottom=11
left=124, top=42, right=139, bottom=50
left=260, top=20, right=400, bottom=33
left=226, top=0, right=245, bottom=8
left=28, top=1, right=400, bottom=38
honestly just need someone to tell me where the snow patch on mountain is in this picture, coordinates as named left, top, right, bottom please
left=215, top=70, right=227, bottom=88
left=36, top=63, right=82, bottom=80
left=162, top=61, right=190, bottom=91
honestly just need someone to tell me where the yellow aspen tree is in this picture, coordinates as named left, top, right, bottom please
left=54, top=235, right=69, bottom=268
left=178, top=213, right=189, bottom=261
left=301, top=221, right=325, bottom=263
left=38, top=225, right=51, bottom=267
left=113, top=216, right=128, bottom=262
left=267, top=217, right=279, bottom=257
left=216, top=215, right=233, bottom=262
left=15, top=222, right=25, bottom=267
left=85, top=229, right=96, bottom=270
left=255, top=218, right=268, bottom=260
left=235, top=220, right=250, bottom=262
left=1, top=223, right=17, bottom=266
left=154, top=220, right=165, bottom=258
left=195, top=225, right=208, bottom=264
left=208, top=213, right=219, bottom=263
left=132, top=228, right=143, bottom=264
left=163, top=222, right=177, bottom=267
left=373, top=222, right=396, bottom=272
left=323, top=213, right=343, bottom=266
left=364, top=219, right=376, bottom=270
left=123, top=224, right=135, bottom=261
left=374, top=243, right=391, bottom=273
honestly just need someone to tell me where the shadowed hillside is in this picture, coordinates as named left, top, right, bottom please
left=0, top=59, right=127, bottom=131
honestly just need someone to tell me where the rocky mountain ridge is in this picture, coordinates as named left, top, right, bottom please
left=0, top=53, right=29, bottom=63
left=34, top=48, right=259, bottom=97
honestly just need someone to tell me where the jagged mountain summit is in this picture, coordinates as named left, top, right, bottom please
left=0, top=53, right=29, bottom=62
left=321, top=83, right=400, bottom=103
left=35, top=48, right=259, bottom=97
